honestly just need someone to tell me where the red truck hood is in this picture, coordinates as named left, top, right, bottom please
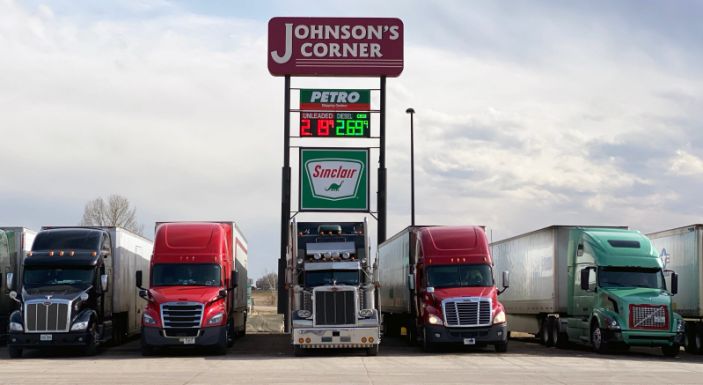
left=149, top=286, right=222, bottom=304
left=432, top=286, right=497, bottom=302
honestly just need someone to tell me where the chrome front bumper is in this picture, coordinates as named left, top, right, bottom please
left=292, top=326, right=380, bottom=348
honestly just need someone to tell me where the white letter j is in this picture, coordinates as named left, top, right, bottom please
left=271, top=23, right=293, bottom=64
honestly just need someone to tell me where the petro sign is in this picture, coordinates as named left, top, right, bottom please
left=299, top=148, right=369, bottom=211
left=268, top=17, right=404, bottom=77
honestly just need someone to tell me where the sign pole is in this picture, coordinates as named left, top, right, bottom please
left=278, top=75, right=291, bottom=331
left=378, top=76, right=387, bottom=244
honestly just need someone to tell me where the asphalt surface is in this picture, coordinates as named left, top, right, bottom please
left=1, top=334, right=702, bottom=384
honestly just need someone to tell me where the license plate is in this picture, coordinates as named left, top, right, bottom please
left=40, top=334, right=52, bottom=341
left=179, top=337, right=196, bottom=345
left=463, top=338, right=476, bottom=345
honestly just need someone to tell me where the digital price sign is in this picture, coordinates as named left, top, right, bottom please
left=300, top=111, right=370, bottom=137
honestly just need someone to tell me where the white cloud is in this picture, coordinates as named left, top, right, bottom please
left=669, top=150, right=703, bottom=176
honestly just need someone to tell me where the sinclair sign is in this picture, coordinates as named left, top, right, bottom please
left=268, top=17, right=404, bottom=77
left=299, top=148, right=369, bottom=211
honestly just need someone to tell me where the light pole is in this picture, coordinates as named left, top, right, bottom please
left=406, top=107, right=416, bottom=226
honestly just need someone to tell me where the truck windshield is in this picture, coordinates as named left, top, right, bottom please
left=32, top=231, right=101, bottom=251
left=305, top=270, right=360, bottom=287
left=427, top=264, right=494, bottom=288
left=23, top=267, right=94, bottom=290
left=152, top=264, right=221, bottom=287
left=598, top=267, right=666, bottom=290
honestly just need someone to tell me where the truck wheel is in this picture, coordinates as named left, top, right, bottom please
left=227, top=321, right=235, bottom=348
left=8, top=346, right=22, bottom=359
left=662, top=343, right=680, bottom=357
left=590, top=323, right=610, bottom=354
left=216, top=328, right=228, bottom=355
left=494, top=340, right=508, bottom=353
left=293, top=346, right=306, bottom=357
left=695, top=324, right=703, bottom=354
left=84, top=323, right=99, bottom=356
left=540, top=318, right=553, bottom=347
left=366, top=344, right=379, bottom=356
left=549, top=317, right=560, bottom=347
left=684, top=322, right=697, bottom=353
left=422, top=327, right=435, bottom=353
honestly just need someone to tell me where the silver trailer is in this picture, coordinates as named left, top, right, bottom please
left=490, top=226, right=625, bottom=337
left=647, top=224, right=703, bottom=354
left=0, top=227, right=37, bottom=341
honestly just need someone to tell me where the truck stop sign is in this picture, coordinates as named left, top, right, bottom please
left=299, top=148, right=369, bottom=211
left=268, top=17, right=404, bottom=77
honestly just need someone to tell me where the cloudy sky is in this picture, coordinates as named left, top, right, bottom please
left=1, top=0, right=702, bottom=279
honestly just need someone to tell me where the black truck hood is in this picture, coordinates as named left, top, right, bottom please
left=21, top=286, right=91, bottom=302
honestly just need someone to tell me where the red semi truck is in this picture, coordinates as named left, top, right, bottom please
left=379, top=226, right=510, bottom=352
left=136, top=222, right=248, bottom=355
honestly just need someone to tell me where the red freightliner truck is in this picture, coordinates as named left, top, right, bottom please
left=379, top=226, right=510, bottom=352
left=136, top=222, right=248, bottom=355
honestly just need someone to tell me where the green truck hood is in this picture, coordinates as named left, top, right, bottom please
left=601, top=287, right=672, bottom=306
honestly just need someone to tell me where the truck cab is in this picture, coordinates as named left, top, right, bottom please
left=6, top=228, right=112, bottom=358
left=288, top=221, right=381, bottom=356
left=568, top=228, right=684, bottom=355
left=137, top=222, right=247, bottom=355
left=410, top=226, right=509, bottom=352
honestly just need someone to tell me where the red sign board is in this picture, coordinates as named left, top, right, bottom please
left=268, top=17, right=404, bottom=77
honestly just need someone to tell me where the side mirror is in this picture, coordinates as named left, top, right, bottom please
left=136, top=270, right=143, bottom=288
left=9, top=290, right=20, bottom=303
left=580, top=268, right=591, bottom=291
left=232, top=270, right=238, bottom=289
left=426, top=286, right=435, bottom=294
left=502, top=271, right=510, bottom=289
left=100, top=274, right=109, bottom=292
left=5, top=272, right=13, bottom=291
left=407, top=273, right=415, bottom=291
left=219, top=288, right=227, bottom=298
left=671, top=272, right=678, bottom=295
left=139, top=289, right=148, bottom=300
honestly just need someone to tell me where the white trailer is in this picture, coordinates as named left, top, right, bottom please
left=0, top=227, right=36, bottom=340
left=647, top=224, right=703, bottom=354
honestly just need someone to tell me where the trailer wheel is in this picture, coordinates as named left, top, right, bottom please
left=366, top=344, right=379, bottom=356
left=549, top=317, right=559, bottom=347
left=540, top=318, right=553, bottom=347
left=8, top=346, right=22, bottom=359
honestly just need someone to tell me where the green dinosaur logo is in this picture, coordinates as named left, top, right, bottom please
left=325, top=180, right=344, bottom=191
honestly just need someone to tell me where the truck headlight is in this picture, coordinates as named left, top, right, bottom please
left=71, top=321, right=89, bottom=331
left=493, top=310, right=506, bottom=324
left=143, top=313, right=157, bottom=326
left=676, top=319, right=685, bottom=333
left=428, top=314, right=442, bottom=325
left=208, top=312, right=224, bottom=325
left=9, top=322, right=23, bottom=332
left=604, top=316, right=620, bottom=330
left=359, top=309, right=374, bottom=318
left=297, top=309, right=312, bottom=319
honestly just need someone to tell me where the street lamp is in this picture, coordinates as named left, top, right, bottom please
left=406, top=107, right=415, bottom=226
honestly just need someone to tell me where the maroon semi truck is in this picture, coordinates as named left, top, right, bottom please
left=379, top=226, right=509, bottom=352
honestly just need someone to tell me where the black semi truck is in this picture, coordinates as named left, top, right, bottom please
left=6, top=227, right=151, bottom=357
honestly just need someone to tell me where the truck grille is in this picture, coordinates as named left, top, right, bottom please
left=629, top=304, right=668, bottom=330
left=314, top=289, right=356, bottom=326
left=443, top=298, right=492, bottom=327
left=161, top=302, right=203, bottom=329
left=25, top=301, right=71, bottom=333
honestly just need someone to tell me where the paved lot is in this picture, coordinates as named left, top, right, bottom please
left=1, top=335, right=702, bottom=385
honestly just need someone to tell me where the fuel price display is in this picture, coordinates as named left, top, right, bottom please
left=300, top=112, right=370, bottom=137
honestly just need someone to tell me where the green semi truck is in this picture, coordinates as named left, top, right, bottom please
left=491, top=226, right=684, bottom=356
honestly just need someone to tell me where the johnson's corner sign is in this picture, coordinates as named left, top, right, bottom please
left=299, top=148, right=369, bottom=211
left=268, top=17, right=404, bottom=77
